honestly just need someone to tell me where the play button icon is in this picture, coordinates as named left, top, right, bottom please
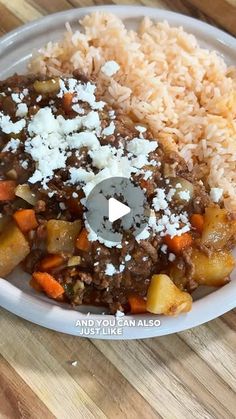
left=84, top=177, right=150, bottom=245
left=108, top=198, right=131, bottom=223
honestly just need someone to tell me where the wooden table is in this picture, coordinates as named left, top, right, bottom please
left=0, top=1, right=236, bottom=418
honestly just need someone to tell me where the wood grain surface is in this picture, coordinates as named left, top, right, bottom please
left=0, top=1, right=236, bottom=418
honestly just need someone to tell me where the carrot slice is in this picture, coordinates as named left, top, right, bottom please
left=0, top=180, right=16, bottom=201
left=76, top=228, right=90, bottom=252
left=190, top=214, right=204, bottom=233
left=39, top=254, right=64, bottom=271
left=32, top=272, right=64, bottom=299
left=128, top=295, right=147, bottom=314
left=164, top=233, right=193, bottom=254
left=13, top=209, right=38, bottom=233
left=62, top=92, right=74, bottom=113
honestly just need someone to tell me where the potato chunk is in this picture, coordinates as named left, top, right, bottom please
left=169, top=264, right=188, bottom=290
left=201, top=207, right=236, bottom=250
left=0, top=223, right=30, bottom=277
left=168, top=177, right=194, bottom=205
left=0, top=215, right=11, bottom=234
left=47, top=220, right=82, bottom=255
left=33, top=78, right=60, bottom=94
left=15, top=184, right=37, bottom=205
left=191, top=248, right=234, bottom=286
left=146, top=274, right=192, bottom=315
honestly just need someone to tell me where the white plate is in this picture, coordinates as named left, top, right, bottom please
left=0, top=5, right=236, bottom=339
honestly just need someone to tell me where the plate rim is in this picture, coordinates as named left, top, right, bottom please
left=0, top=4, right=236, bottom=339
left=1, top=5, right=236, bottom=50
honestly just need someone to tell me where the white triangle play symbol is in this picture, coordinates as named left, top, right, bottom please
left=108, top=197, right=131, bottom=223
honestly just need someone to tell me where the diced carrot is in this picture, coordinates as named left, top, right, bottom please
left=128, top=295, right=147, bottom=314
left=13, top=209, right=38, bottom=233
left=39, top=254, right=64, bottom=271
left=0, top=180, right=16, bottom=201
left=76, top=228, right=90, bottom=252
left=164, top=233, right=193, bottom=254
left=190, top=214, right=204, bottom=233
left=32, top=271, right=64, bottom=299
left=62, top=92, right=74, bottom=113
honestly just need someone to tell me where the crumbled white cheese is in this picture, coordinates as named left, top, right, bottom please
left=108, top=110, right=116, bottom=119
left=2, top=138, right=20, bottom=153
left=82, top=111, right=100, bottom=132
left=72, top=104, right=85, bottom=114
left=0, top=113, right=26, bottom=134
left=153, top=189, right=168, bottom=211
left=127, top=138, right=158, bottom=156
left=48, top=191, right=55, bottom=198
left=89, top=145, right=115, bottom=170
left=11, top=93, right=22, bottom=103
left=101, top=61, right=120, bottom=77
left=16, top=103, right=28, bottom=117
left=57, top=78, right=77, bottom=98
left=178, top=190, right=191, bottom=201
left=168, top=253, right=176, bottom=262
left=75, top=82, right=105, bottom=110
left=105, top=263, right=126, bottom=276
left=82, top=151, right=141, bottom=198
left=143, top=170, right=153, bottom=180
left=29, top=169, right=44, bottom=184
left=124, top=254, right=131, bottom=262
left=105, top=263, right=117, bottom=276
left=72, top=192, right=78, bottom=198
left=68, top=132, right=100, bottom=150
left=157, top=213, right=190, bottom=238
left=135, top=125, right=147, bottom=134
left=131, top=155, right=149, bottom=169
left=179, top=212, right=189, bottom=224
left=2, top=78, right=192, bottom=250
left=135, top=227, right=150, bottom=242
left=36, top=95, right=42, bottom=103
left=69, top=167, right=95, bottom=184
left=150, top=195, right=191, bottom=238
left=57, top=115, right=82, bottom=134
left=210, top=188, right=223, bottom=203
left=119, top=264, right=125, bottom=273
left=102, top=121, right=115, bottom=136
left=161, top=244, right=167, bottom=254
left=21, top=160, right=28, bottom=169
left=25, top=131, right=68, bottom=186
left=167, top=188, right=176, bottom=202
left=150, top=159, right=160, bottom=167
left=58, top=78, right=105, bottom=110
left=59, top=202, right=66, bottom=210
left=28, top=107, right=59, bottom=136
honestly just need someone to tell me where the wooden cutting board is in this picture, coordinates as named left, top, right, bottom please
left=0, top=0, right=236, bottom=36
left=0, top=1, right=236, bottom=418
